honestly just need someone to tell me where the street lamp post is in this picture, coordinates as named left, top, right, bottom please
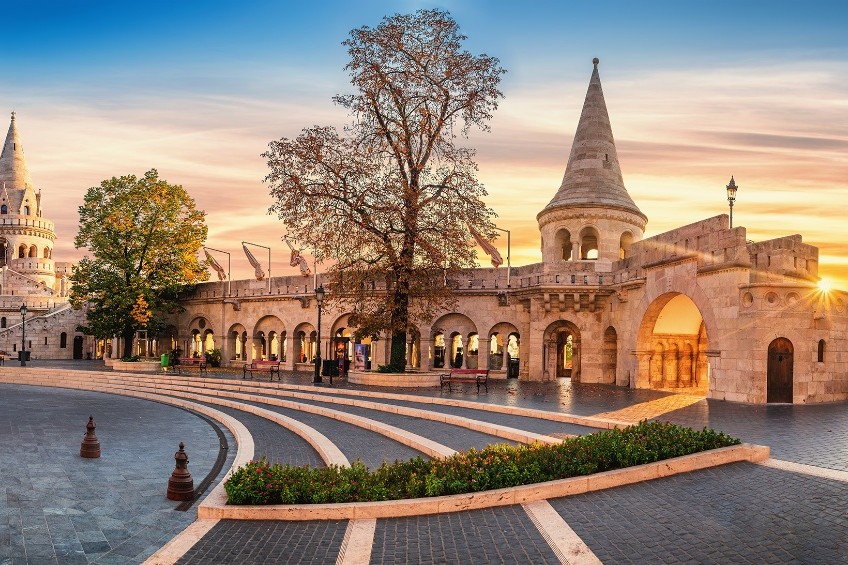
left=20, top=303, right=27, bottom=367
left=313, top=285, right=325, bottom=384
left=726, top=176, right=738, bottom=229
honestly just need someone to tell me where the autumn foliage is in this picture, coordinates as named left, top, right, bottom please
left=264, top=9, right=505, bottom=369
left=70, top=169, right=208, bottom=358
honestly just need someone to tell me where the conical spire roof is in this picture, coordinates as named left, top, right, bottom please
left=541, top=59, right=645, bottom=221
left=0, top=112, right=34, bottom=190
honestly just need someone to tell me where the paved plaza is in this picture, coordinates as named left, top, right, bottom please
left=1, top=361, right=847, bottom=564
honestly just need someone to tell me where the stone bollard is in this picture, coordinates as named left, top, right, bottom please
left=167, top=442, right=195, bottom=501
left=80, top=416, right=101, bottom=458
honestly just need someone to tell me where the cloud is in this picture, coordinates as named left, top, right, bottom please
left=4, top=54, right=848, bottom=289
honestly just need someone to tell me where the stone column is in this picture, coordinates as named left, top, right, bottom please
left=663, top=348, right=678, bottom=387
left=477, top=337, right=490, bottom=370
left=405, top=336, right=414, bottom=371
left=420, top=337, right=434, bottom=370
left=634, top=351, right=652, bottom=389
left=571, top=242, right=580, bottom=261
left=283, top=333, right=294, bottom=371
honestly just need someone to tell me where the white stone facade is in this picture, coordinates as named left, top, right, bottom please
left=0, top=113, right=93, bottom=361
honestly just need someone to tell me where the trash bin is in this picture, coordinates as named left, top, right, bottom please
left=161, top=353, right=169, bottom=368
left=507, top=358, right=519, bottom=378
left=18, top=351, right=30, bottom=361
left=321, top=359, right=338, bottom=377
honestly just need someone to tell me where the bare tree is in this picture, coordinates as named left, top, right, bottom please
left=265, top=9, right=505, bottom=370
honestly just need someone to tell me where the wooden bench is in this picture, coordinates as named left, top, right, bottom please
left=243, top=359, right=282, bottom=381
left=439, top=368, right=489, bottom=392
left=170, top=357, right=208, bottom=375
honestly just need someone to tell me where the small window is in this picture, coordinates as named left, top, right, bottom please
left=23, top=206, right=30, bottom=215
left=0, top=317, right=5, bottom=328
left=818, top=339, right=826, bottom=363
left=0, top=205, right=6, bottom=214
left=60, top=332, right=68, bottom=348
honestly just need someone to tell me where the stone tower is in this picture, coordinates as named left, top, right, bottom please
left=537, top=59, right=647, bottom=268
left=0, top=112, right=57, bottom=289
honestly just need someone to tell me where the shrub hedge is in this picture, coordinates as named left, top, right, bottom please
left=224, top=420, right=740, bottom=505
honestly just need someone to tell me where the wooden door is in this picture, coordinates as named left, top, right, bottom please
left=767, top=337, right=793, bottom=403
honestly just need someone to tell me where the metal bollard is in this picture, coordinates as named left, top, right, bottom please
left=80, top=416, right=101, bottom=458
left=166, top=442, right=195, bottom=501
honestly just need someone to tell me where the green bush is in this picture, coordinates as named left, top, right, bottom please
left=224, top=420, right=740, bottom=505
left=205, top=348, right=223, bottom=367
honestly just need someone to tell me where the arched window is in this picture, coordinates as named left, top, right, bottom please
left=579, top=227, right=599, bottom=260
left=28, top=245, right=37, bottom=258
left=619, top=231, right=634, bottom=260
left=818, top=339, right=826, bottom=363
left=554, top=229, right=573, bottom=261
left=23, top=206, right=30, bottom=215
left=43, top=247, right=50, bottom=259
left=18, top=244, right=26, bottom=258
left=0, top=204, right=6, bottom=214
left=0, top=317, right=6, bottom=328
left=60, top=332, right=68, bottom=348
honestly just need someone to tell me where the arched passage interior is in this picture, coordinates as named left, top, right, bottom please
left=638, top=293, right=709, bottom=393
left=543, top=320, right=580, bottom=381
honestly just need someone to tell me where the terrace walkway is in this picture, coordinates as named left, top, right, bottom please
left=1, top=360, right=847, bottom=564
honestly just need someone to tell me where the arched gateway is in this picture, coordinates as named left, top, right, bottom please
left=543, top=321, right=580, bottom=381
left=637, top=293, right=709, bottom=393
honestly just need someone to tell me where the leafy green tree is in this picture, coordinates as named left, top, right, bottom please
left=265, top=9, right=505, bottom=370
left=69, top=169, right=208, bottom=358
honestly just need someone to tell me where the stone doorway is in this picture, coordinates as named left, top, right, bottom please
left=767, top=337, right=793, bottom=403
left=544, top=321, right=580, bottom=381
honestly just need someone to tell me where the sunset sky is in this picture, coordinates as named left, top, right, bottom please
left=2, top=1, right=847, bottom=288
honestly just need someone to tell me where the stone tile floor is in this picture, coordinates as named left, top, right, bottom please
left=3, top=360, right=848, bottom=563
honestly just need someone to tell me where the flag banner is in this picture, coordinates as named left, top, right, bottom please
left=242, top=244, right=266, bottom=281
left=204, top=249, right=227, bottom=280
left=470, top=227, right=503, bottom=268
left=290, top=249, right=312, bottom=277
left=284, top=237, right=312, bottom=277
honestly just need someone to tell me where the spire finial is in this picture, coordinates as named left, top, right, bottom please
left=10, top=111, right=15, bottom=121
left=593, top=57, right=599, bottom=67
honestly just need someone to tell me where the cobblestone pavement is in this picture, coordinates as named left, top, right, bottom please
left=0, top=384, right=233, bottom=565
left=370, top=506, right=561, bottom=564
left=657, top=399, right=848, bottom=472
left=5, top=361, right=848, bottom=563
left=176, top=520, right=348, bottom=564
left=549, top=462, right=848, bottom=564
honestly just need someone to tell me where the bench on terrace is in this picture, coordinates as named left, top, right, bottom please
left=243, top=359, right=282, bottom=381
left=168, top=357, right=208, bottom=375
left=439, top=368, right=489, bottom=392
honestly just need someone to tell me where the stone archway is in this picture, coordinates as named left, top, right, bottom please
left=431, top=313, right=477, bottom=370
left=636, top=293, right=709, bottom=393
left=767, top=337, right=793, bottom=403
left=543, top=320, right=580, bottom=381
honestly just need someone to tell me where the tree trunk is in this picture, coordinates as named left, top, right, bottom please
left=390, top=331, right=407, bottom=372
left=122, top=327, right=135, bottom=359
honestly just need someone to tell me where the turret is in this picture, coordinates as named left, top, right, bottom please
left=537, top=59, right=647, bottom=266
left=0, top=112, right=56, bottom=288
